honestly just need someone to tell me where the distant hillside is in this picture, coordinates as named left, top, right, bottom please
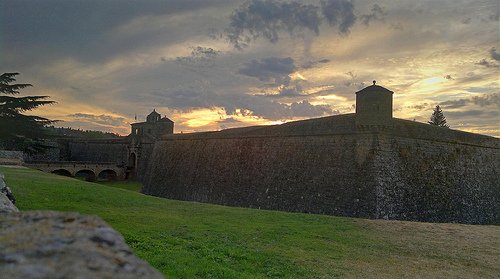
left=46, top=126, right=122, bottom=139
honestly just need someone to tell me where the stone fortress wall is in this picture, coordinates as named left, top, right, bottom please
left=372, top=132, right=498, bottom=224
left=133, top=142, right=155, bottom=181
left=28, top=110, right=174, bottom=181
left=143, top=131, right=378, bottom=218
left=0, top=150, right=24, bottom=165
left=141, top=85, right=500, bottom=224
left=61, top=139, right=129, bottom=164
left=28, top=84, right=499, bottom=224
left=58, top=139, right=154, bottom=180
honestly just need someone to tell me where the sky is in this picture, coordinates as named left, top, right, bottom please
left=1, top=0, right=499, bottom=136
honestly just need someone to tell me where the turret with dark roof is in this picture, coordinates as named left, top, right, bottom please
left=355, top=81, right=393, bottom=126
left=130, top=109, right=174, bottom=138
left=146, top=109, right=161, bottom=123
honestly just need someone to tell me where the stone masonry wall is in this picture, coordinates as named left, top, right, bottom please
left=143, top=134, right=379, bottom=218
left=0, top=150, right=24, bottom=165
left=136, top=142, right=154, bottom=182
left=143, top=128, right=499, bottom=224
left=373, top=134, right=499, bottom=224
left=64, top=140, right=128, bottom=164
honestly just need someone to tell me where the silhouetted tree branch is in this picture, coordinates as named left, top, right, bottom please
left=0, top=73, right=57, bottom=154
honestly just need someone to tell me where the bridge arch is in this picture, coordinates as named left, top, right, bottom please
left=75, top=169, right=96, bottom=182
left=51, top=169, right=72, bottom=177
left=97, top=169, right=118, bottom=181
left=25, top=161, right=126, bottom=181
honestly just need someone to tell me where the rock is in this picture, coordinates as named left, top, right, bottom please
left=0, top=193, right=18, bottom=213
left=0, top=211, right=164, bottom=279
left=1, top=173, right=16, bottom=204
left=0, top=174, right=18, bottom=213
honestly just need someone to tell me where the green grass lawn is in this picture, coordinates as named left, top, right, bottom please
left=96, top=180, right=143, bottom=192
left=1, top=166, right=499, bottom=278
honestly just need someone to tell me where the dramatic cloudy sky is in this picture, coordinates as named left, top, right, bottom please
left=1, top=0, right=499, bottom=136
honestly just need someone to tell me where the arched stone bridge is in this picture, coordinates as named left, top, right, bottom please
left=24, top=161, right=127, bottom=181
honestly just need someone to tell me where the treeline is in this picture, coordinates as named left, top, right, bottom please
left=46, top=126, right=122, bottom=139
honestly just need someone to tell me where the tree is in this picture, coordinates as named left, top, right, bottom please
left=0, top=73, right=56, bottom=154
left=428, top=105, right=449, bottom=128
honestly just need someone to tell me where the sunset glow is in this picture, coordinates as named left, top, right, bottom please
left=1, top=0, right=498, bottom=136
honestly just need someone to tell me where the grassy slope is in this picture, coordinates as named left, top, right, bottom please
left=97, top=180, right=142, bottom=192
left=1, top=166, right=499, bottom=278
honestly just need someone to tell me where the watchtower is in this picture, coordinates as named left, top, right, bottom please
left=355, top=81, right=393, bottom=126
left=127, top=109, right=174, bottom=179
left=146, top=109, right=161, bottom=123
left=130, top=109, right=174, bottom=138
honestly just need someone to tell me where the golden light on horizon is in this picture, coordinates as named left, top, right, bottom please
left=3, top=0, right=497, bottom=137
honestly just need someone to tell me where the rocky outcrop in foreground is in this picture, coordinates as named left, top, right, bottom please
left=0, top=174, right=18, bottom=213
left=0, top=173, right=164, bottom=279
left=0, top=192, right=18, bottom=213
left=0, top=211, right=164, bottom=279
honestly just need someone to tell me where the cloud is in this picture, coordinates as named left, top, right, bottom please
left=488, top=11, right=499, bottom=21
left=360, top=4, right=386, bottom=26
left=2, top=0, right=498, bottom=137
left=439, top=99, right=467, bottom=109
left=289, top=100, right=333, bottom=117
left=218, top=117, right=244, bottom=129
left=262, top=84, right=307, bottom=98
left=477, top=59, right=499, bottom=68
left=277, top=86, right=306, bottom=97
left=174, top=46, right=221, bottom=68
left=241, top=98, right=333, bottom=119
left=439, top=93, right=500, bottom=109
left=1, top=0, right=229, bottom=63
left=342, top=71, right=367, bottom=89
left=224, top=0, right=365, bottom=48
left=446, top=109, right=498, bottom=118
left=489, top=47, right=500, bottom=61
left=461, top=17, right=471, bottom=24
left=151, top=89, right=216, bottom=110
left=389, top=22, right=404, bottom=30
left=321, top=0, right=357, bottom=33
left=471, top=94, right=500, bottom=107
left=238, top=57, right=297, bottom=85
left=238, top=56, right=325, bottom=98
left=301, top=58, right=330, bottom=68
left=476, top=47, right=500, bottom=68
left=406, top=103, right=431, bottom=111
left=225, top=0, right=321, bottom=49
left=68, top=113, right=127, bottom=127
left=149, top=86, right=332, bottom=120
left=231, top=97, right=332, bottom=119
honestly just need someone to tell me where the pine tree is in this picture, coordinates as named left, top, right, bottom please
left=0, top=73, right=56, bottom=154
left=428, top=105, right=449, bottom=128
